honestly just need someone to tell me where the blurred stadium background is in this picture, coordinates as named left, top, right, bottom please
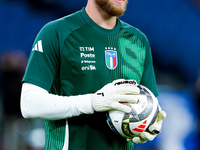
left=0, top=0, right=199, bottom=149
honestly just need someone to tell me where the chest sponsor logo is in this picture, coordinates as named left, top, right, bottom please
left=80, top=53, right=95, bottom=58
left=79, top=46, right=96, bottom=71
left=79, top=47, right=94, bottom=52
left=81, top=60, right=96, bottom=64
left=105, top=50, right=117, bottom=70
left=81, top=65, right=96, bottom=71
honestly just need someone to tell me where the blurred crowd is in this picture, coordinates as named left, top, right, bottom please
left=0, top=0, right=200, bottom=150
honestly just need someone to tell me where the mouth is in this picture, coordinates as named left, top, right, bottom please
left=114, top=0, right=124, bottom=4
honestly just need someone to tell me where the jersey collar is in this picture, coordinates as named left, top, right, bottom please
left=79, top=7, right=121, bottom=35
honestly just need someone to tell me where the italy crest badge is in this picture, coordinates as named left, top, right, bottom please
left=105, top=50, right=118, bottom=70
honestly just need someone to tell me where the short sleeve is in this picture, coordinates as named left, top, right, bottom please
left=22, top=22, right=60, bottom=91
left=140, top=43, right=158, bottom=97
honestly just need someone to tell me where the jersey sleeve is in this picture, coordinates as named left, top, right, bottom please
left=22, top=21, right=60, bottom=92
left=120, top=21, right=158, bottom=96
left=140, top=41, right=159, bottom=97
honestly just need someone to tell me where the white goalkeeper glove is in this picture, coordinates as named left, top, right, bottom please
left=127, top=105, right=167, bottom=143
left=91, top=79, right=140, bottom=113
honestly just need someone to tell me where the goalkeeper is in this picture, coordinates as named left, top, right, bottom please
left=20, top=0, right=166, bottom=149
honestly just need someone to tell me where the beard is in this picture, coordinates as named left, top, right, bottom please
left=95, top=0, right=128, bottom=17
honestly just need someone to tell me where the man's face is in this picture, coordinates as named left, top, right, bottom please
left=95, top=0, right=128, bottom=17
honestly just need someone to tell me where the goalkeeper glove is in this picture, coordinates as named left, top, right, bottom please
left=127, top=105, right=167, bottom=143
left=91, top=79, right=140, bottom=113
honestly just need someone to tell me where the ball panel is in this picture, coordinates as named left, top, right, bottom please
left=138, top=95, right=153, bottom=120
left=106, top=113, right=121, bottom=135
left=145, top=105, right=159, bottom=133
left=131, top=95, right=147, bottom=114
left=107, top=110, right=124, bottom=136
left=129, top=120, right=148, bottom=136
left=122, top=122, right=134, bottom=137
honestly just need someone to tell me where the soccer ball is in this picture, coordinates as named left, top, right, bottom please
left=106, top=85, right=159, bottom=138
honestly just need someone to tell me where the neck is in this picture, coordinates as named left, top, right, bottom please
left=85, top=1, right=117, bottom=29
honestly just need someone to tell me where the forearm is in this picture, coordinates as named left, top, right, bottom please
left=20, top=83, right=94, bottom=120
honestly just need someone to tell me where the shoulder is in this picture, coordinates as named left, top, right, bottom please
left=39, top=10, right=86, bottom=37
left=119, top=20, right=150, bottom=47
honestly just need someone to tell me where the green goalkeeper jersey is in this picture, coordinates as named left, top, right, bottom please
left=22, top=8, right=158, bottom=150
